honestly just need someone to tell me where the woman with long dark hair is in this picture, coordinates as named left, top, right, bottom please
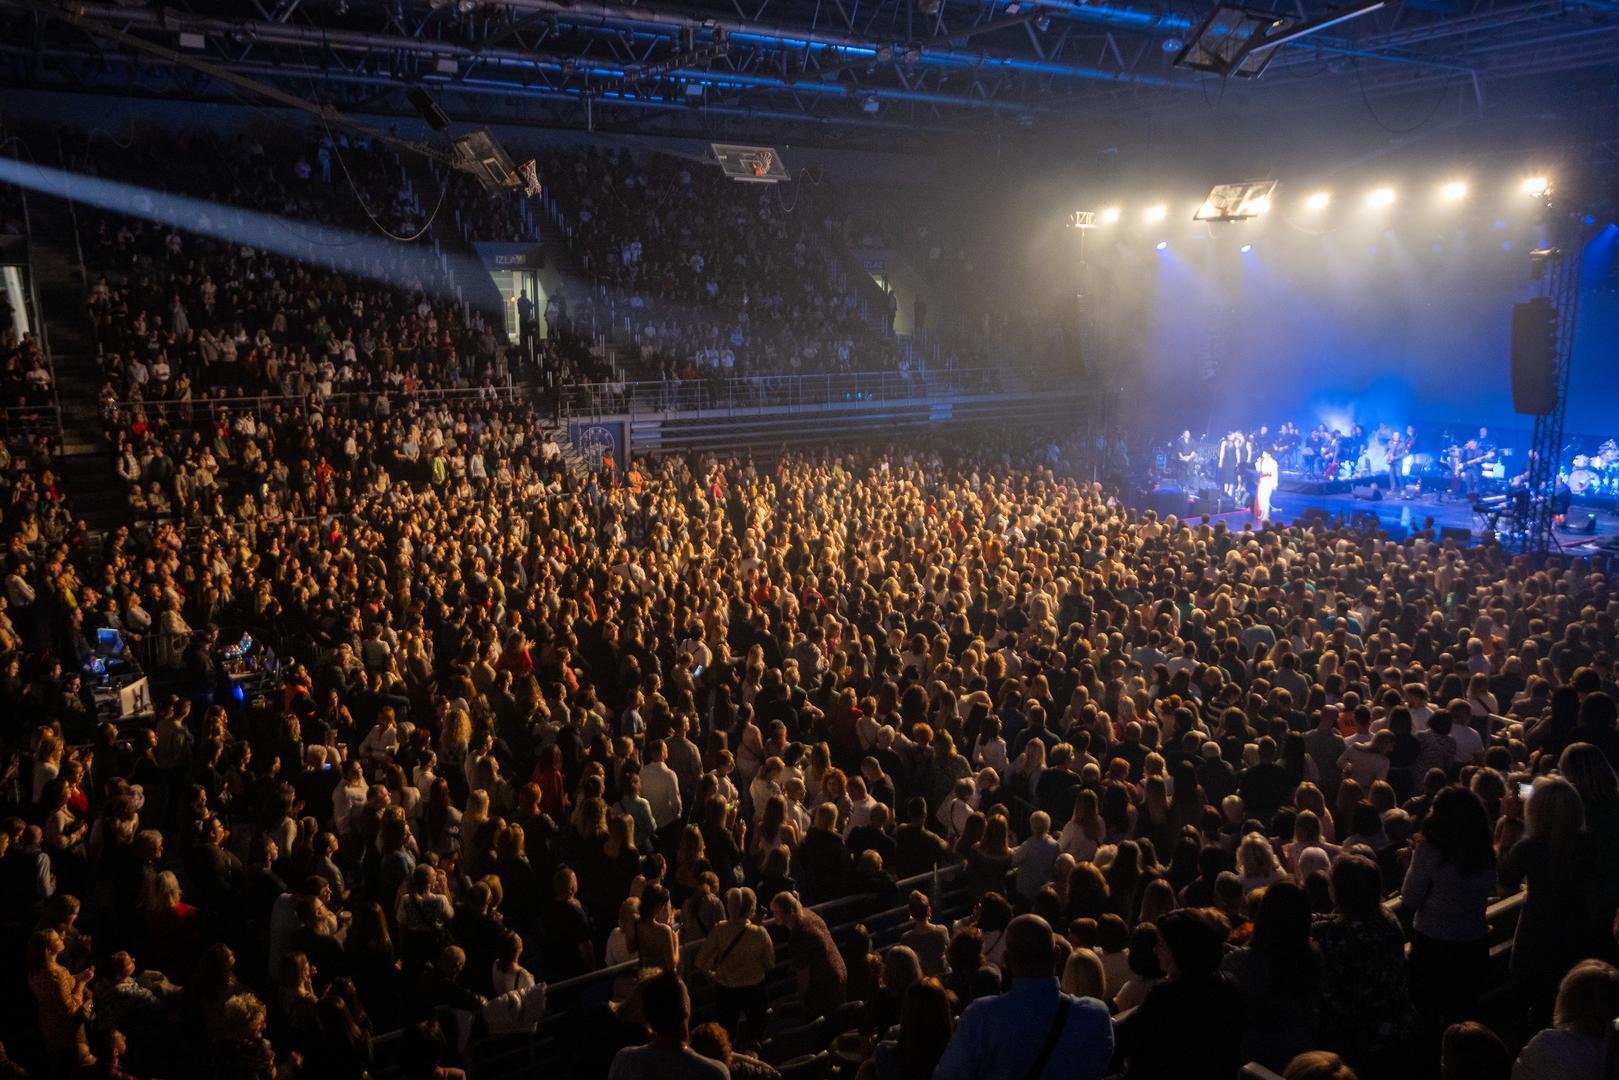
left=862, top=977, right=955, bottom=1080
left=1220, top=880, right=1322, bottom=1070
left=1401, top=784, right=1498, bottom=1029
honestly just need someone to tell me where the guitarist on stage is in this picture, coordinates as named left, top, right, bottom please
left=1387, top=424, right=1417, bottom=499
left=1459, top=427, right=1497, bottom=498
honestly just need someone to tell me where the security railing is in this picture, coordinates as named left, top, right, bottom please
left=557, top=366, right=1011, bottom=421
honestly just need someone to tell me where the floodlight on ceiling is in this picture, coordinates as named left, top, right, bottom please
left=1100, top=207, right=1121, bottom=224
left=1192, top=178, right=1279, bottom=222
left=1174, top=0, right=1386, bottom=79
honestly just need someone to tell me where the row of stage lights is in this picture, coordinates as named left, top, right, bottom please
left=1088, top=175, right=1554, bottom=228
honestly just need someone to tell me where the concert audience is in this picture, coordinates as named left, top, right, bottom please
left=6, top=125, right=1619, bottom=1080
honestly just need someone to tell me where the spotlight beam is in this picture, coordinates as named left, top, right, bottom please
left=0, top=157, right=484, bottom=297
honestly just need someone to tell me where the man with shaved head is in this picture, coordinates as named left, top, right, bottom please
left=935, top=914, right=1114, bottom=1080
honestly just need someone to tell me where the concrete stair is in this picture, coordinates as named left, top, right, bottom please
left=25, top=188, right=127, bottom=531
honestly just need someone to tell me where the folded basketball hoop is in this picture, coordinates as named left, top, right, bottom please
left=711, top=143, right=790, bottom=183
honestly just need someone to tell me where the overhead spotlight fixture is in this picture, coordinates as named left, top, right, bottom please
left=435, top=56, right=458, bottom=75
left=1304, top=191, right=1330, bottom=210
left=1005, top=2, right=1021, bottom=12
left=701, top=17, right=719, bottom=28
left=684, top=81, right=706, bottom=97
left=1155, top=240, right=1168, bottom=251
left=1162, top=36, right=1183, bottom=51
left=1100, top=207, right=1121, bottom=224
left=861, top=95, right=880, bottom=114
left=1145, top=204, right=1168, bottom=222
left=1193, top=178, right=1278, bottom=222
left=918, top=0, right=941, bottom=15
left=1240, top=243, right=1253, bottom=253
left=903, top=47, right=921, bottom=64
left=177, top=31, right=207, bottom=50
left=1033, top=14, right=1051, bottom=30
left=1367, top=187, right=1396, bottom=207
left=1440, top=180, right=1468, bottom=201
left=1522, top=176, right=1551, bottom=197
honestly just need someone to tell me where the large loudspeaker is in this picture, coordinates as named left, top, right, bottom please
left=1511, top=298, right=1558, bottom=415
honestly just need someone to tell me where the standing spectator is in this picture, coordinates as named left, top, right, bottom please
left=936, top=914, right=1113, bottom=1080
left=1402, top=786, right=1498, bottom=1030
left=606, top=971, right=725, bottom=1080
left=770, top=892, right=846, bottom=1018
left=694, top=887, right=774, bottom=1045
left=1113, top=908, right=1244, bottom=1079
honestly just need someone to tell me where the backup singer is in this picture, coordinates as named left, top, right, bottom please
left=1254, top=449, right=1278, bottom=523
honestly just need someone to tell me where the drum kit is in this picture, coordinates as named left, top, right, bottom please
left=1565, top=440, right=1619, bottom=495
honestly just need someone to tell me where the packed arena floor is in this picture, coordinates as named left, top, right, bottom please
left=7, top=362, right=1619, bottom=1080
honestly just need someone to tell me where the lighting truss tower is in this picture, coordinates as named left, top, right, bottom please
left=1521, top=225, right=1587, bottom=554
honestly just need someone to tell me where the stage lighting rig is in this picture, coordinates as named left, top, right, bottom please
left=1173, top=0, right=1385, bottom=79
left=1304, top=191, right=1331, bottom=210
left=1193, top=179, right=1278, bottom=222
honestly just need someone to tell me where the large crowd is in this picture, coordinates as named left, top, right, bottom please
left=4, top=124, right=1619, bottom=1080
left=536, top=146, right=903, bottom=381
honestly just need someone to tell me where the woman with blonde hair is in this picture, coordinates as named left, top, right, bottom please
left=1237, top=833, right=1287, bottom=894
left=29, top=928, right=92, bottom=1075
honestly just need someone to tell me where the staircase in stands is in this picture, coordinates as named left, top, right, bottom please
left=26, top=163, right=126, bottom=531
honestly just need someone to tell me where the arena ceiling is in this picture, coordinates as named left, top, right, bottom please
left=0, top=0, right=1615, bottom=149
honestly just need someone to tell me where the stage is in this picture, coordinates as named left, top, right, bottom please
left=1134, top=484, right=1619, bottom=553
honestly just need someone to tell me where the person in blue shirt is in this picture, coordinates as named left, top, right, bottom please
left=934, top=914, right=1114, bottom=1080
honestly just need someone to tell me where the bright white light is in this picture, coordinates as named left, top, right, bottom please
left=1240, top=244, right=1253, bottom=254
left=1198, top=201, right=1219, bottom=219
left=1304, top=191, right=1331, bottom=211
left=1248, top=196, right=1270, bottom=215
left=1440, top=180, right=1468, bottom=201
left=1522, top=176, right=1551, bottom=196
left=1367, top=187, right=1396, bottom=208
left=1100, top=207, right=1121, bottom=224
left=1155, top=240, right=1168, bottom=251
left=1145, top=204, right=1168, bottom=223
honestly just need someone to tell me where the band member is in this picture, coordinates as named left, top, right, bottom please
left=1274, top=423, right=1301, bottom=471
left=1218, top=432, right=1240, bottom=497
left=1174, top=430, right=1198, bottom=486
left=1254, top=449, right=1278, bottom=523
left=1343, top=424, right=1368, bottom=476
left=1387, top=424, right=1417, bottom=497
left=1460, top=427, right=1496, bottom=497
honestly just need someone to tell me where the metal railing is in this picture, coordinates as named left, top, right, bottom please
left=105, top=381, right=537, bottom=426
left=558, top=366, right=1012, bottom=421
left=370, top=862, right=968, bottom=1080
left=1, top=402, right=63, bottom=439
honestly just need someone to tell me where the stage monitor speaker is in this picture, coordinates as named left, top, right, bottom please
left=1511, top=297, right=1558, bottom=415
left=1440, top=526, right=1472, bottom=545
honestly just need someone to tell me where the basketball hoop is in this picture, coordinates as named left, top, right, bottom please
left=517, top=159, right=542, bottom=198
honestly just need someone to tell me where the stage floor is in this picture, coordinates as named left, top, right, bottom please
left=1171, top=488, right=1619, bottom=552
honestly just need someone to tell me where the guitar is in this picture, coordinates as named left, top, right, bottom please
left=1451, top=447, right=1495, bottom=476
